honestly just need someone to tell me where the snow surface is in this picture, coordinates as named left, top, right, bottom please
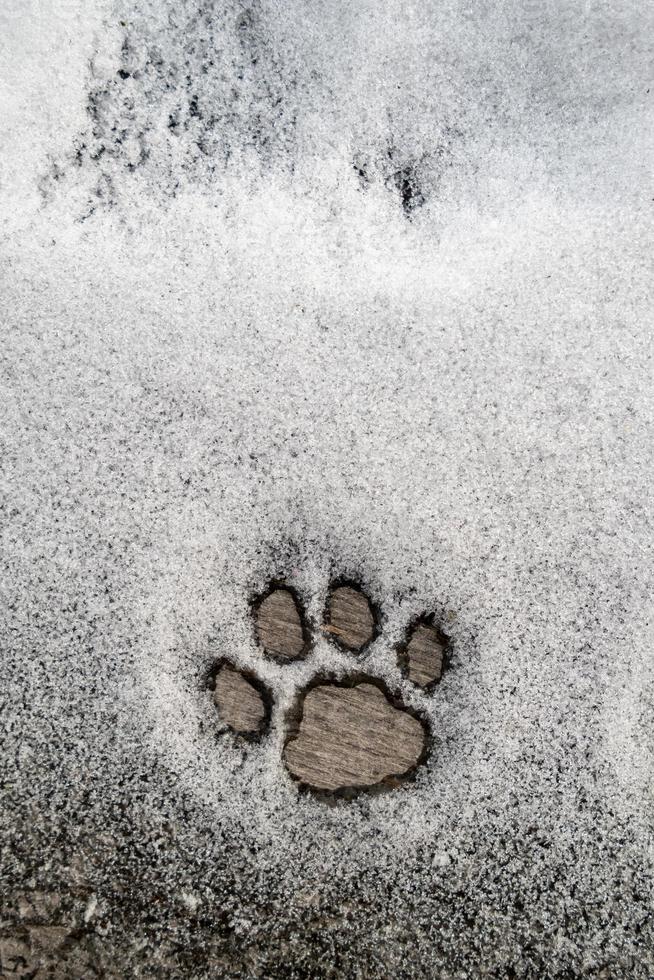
left=1, top=0, right=653, bottom=976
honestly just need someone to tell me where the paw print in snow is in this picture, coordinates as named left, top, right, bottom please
left=208, top=579, right=448, bottom=795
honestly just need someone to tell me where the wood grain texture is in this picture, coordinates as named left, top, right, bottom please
left=255, top=588, right=306, bottom=660
left=401, top=622, right=445, bottom=688
left=214, top=664, right=267, bottom=734
left=283, top=681, right=426, bottom=791
left=324, top=585, right=375, bottom=651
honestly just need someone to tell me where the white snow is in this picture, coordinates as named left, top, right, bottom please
left=1, top=0, right=653, bottom=973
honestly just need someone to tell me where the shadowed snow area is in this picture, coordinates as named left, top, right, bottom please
left=1, top=0, right=653, bottom=976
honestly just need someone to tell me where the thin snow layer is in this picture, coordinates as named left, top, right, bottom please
left=1, top=0, right=653, bottom=976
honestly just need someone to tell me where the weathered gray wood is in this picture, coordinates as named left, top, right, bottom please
left=214, top=664, right=267, bottom=734
left=324, top=585, right=375, bottom=651
left=283, top=681, right=426, bottom=791
left=401, top=622, right=445, bottom=687
left=255, top=588, right=305, bottom=660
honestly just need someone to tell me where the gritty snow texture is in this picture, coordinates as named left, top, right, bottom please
left=1, top=0, right=653, bottom=977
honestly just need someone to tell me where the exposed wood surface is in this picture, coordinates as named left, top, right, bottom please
left=283, top=681, right=426, bottom=791
left=255, top=588, right=305, bottom=660
left=214, top=664, right=267, bottom=734
left=401, top=622, right=445, bottom=687
left=324, top=585, right=375, bottom=651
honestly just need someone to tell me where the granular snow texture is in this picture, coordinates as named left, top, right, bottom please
left=1, top=0, right=653, bottom=977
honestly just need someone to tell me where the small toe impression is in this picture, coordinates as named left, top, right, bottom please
left=283, top=681, right=426, bottom=792
left=399, top=620, right=446, bottom=688
left=324, top=584, right=376, bottom=652
left=254, top=586, right=307, bottom=661
left=213, top=664, right=269, bottom=735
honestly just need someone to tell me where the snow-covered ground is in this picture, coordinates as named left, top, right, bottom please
left=2, top=1, right=653, bottom=975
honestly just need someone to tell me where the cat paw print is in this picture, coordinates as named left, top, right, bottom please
left=208, top=580, right=449, bottom=795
